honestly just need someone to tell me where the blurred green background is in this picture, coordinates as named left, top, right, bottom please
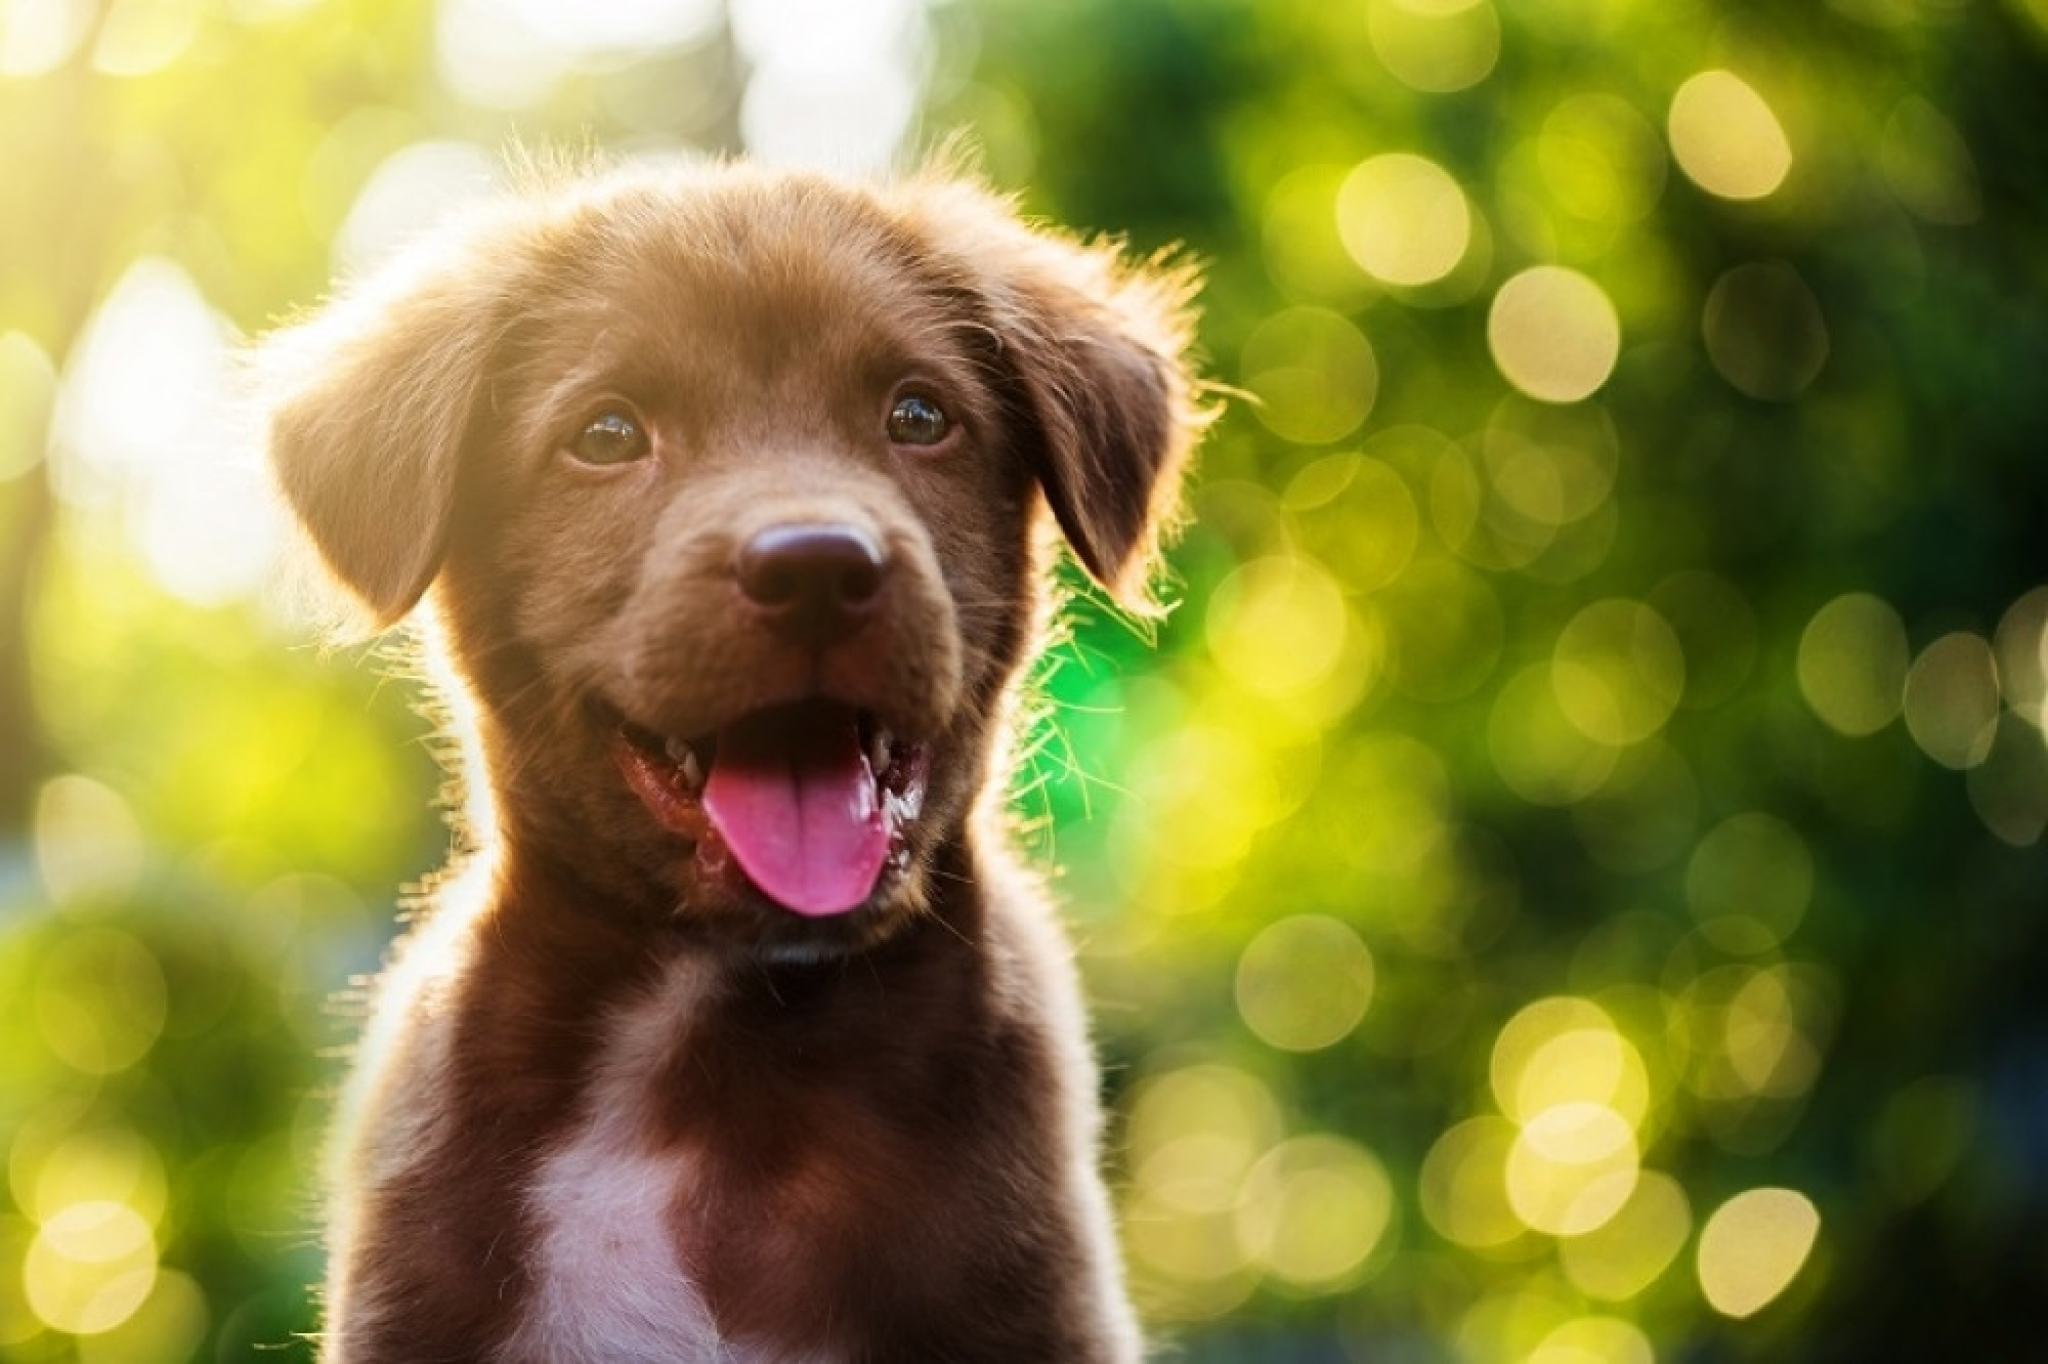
left=3, top=0, right=2046, bottom=1359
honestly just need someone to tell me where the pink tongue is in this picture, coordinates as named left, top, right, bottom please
left=701, top=705, right=888, bottom=917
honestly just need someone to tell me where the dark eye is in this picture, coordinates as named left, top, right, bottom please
left=569, top=409, right=650, bottom=466
left=886, top=393, right=952, bottom=447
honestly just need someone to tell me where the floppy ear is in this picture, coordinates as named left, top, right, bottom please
left=255, top=229, right=518, bottom=632
left=909, top=179, right=1208, bottom=613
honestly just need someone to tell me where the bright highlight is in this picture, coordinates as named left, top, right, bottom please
left=1697, top=1187, right=1821, bottom=1318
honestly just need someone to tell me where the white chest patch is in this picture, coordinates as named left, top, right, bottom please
left=497, top=958, right=825, bottom=1364
left=504, top=1129, right=720, bottom=1363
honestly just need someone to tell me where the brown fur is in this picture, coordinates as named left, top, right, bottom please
left=259, top=157, right=1204, bottom=1363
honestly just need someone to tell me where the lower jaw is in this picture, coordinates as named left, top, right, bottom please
left=666, top=851, right=921, bottom=959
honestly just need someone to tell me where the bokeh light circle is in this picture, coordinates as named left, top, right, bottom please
left=1489, top=664, right=1620, bottom=806
left=1419, top=1117, right=1524, bottom=1249
left=1529, top=1314, right=1655, bottom=1364
left=1337, top=153, right=1473, bottom=287
left=1505, top=1102, right=1640, bottom=1236
left=1559, top=1170, right=1694, bottom=1301
left=1668, top=70, right=1793, bottom=200
left=1903, top=631, right=2001, bottom=770
left=1487, top=267, right=1621, bottom=403
left=24, top=1200, right=158, bottom=1335
left=1552, top=599, right=1686, bottom=746
left=1236, top=1135, right=1396, bottom=1288
left=1367, top=0, right=1502, bottom=94
left=1235, top=915, right=1377, bottom=1052
left=1206, top=554, right=1351, bottom=701
left=1241, top=307, right=1379, bottom=445
left=1697, top=1188, right=1821, bottom=1318
left=1798, top=593, right=1910, bottom=736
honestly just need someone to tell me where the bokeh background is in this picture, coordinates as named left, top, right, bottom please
left=3, top=0, right=2046, bottom=1359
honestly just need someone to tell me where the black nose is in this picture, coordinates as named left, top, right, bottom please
left=734, top=523, right=886, bottom=647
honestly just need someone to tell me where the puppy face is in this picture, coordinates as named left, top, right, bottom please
left=261, top=163, right=1202, bottom=958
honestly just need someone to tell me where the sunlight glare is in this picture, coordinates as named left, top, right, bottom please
left=732, top=0, right=928, bottom=173
left=0, top=0, right=94, bottom=76
left=52, top=258, right=288, bottom=606
left=0, top=331, right=56, bottom=480
left=437, top=0, right=722, bottom=109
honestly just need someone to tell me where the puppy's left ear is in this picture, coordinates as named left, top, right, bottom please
left=909, top=181, right=1209, bottom=613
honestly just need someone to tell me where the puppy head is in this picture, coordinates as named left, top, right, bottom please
left=259, top=159, right=1205, bottom=954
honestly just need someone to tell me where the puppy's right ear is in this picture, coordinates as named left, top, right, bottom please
left=256, top=231, right=515, bottom=632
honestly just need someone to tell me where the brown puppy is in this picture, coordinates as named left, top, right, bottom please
left=259, top=158, right=1204, bottom=1362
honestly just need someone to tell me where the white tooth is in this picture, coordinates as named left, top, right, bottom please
left=663, top=735, right=704, bottom=791
left=870, top=727, right=893, bottom=773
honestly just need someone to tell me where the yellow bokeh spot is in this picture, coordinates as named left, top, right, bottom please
left=1263, top=165, right=1372, bottom=304
left=1798, top=592, right=1911, bottom=736
left=1517, top=1030, right=1649, bottom=1130
left=32, top=929, right=168, bottom=1077
left=1552, top=599, right=1686, bottom=746
left=1903, top=631, right=2001, bottom=770
left=1685, top=812, right=1814, bottom=954
left=1488, top=663, right=1620, bottom=806
left=1675, top=964, right=1831, bottom=1103
left=1490, top=996, right=1648, bottom=1128
left=1505, top=1103, right=1640, bottom=1236
left=1119, top=722, right=1279, bottom=884
left=1419, top=1117, right=1523, bottom=1249
left=1668, top=70, right=1793, bottom=200
left=74, top=1270, right=210, bottom=1364
left=1236, top=915, right=1376, bottom=1053
left=24, top=1200, right=158, bottom=1336
left=1485, top=398, right=1620, bottom=529
left=1559, top=1169, right=1693, bottom=1301
left=1337, top=153, right=1473, bottom=287
left=1241, top=306, right=1378, bottom=445
left=29, top=1129, right=168, bottom=1230
left=1487, top=267, right=1620, bottom=403
left=34, top=775, right=146, bottom=908
left=1206, top=554, right=1352, bottom=701
left=1284, top=454, right=1421, bottom=593
left=1724, top=967, right=1822, bottom=1099
left=92, top=0, right=201, bottom=77
left=1529, top=1314, right=1655, bottom=1364
left=1237, top=1135, right=1396, bottom=1289
left=1367, top=0, right=1501, bottom=95
left=1538, top=94, right=1666, bottom=227
left=1124, top=1066, right=1279, bottom=1302
left=1127, top=1065, right=1282, bottom=1191
left=1697, top=1187, right=1821, bottom=1318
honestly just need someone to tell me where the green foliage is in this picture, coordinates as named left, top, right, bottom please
left=3, top=0, right=2046, bottom=1359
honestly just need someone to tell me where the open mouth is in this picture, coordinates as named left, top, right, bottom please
left=610, top=700, right=929, bottom=918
